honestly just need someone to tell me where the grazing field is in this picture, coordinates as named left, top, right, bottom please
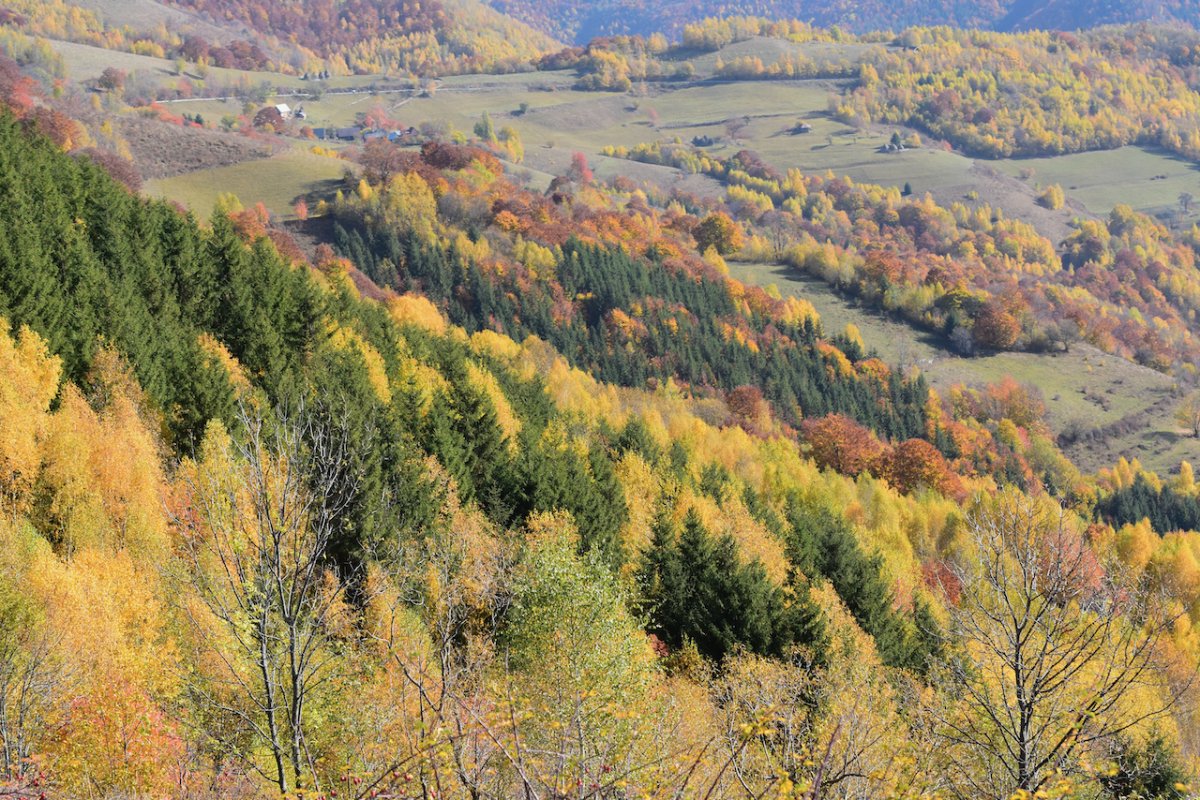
left=726, top=261, right=1199, bottom=475
left=683, top=36, right=880, bottom=75
left=71, top=0, right=235, bottom=43
left=144, top=146, right=350, bottom=220
left=48, top=32, right=1081, bottom=240
left=50, top=38, right=394, bottom=92
left=116, top=116, right=279, bottom=179
left=49, top=31, right=1192, bottom=234
left=221, top=67, right=1068, bottom=236
left=49, top=39, right=304, bottom=88
left=264, top=73, right=980, bottom=195
left=994, top=146, right=1200, bottom=225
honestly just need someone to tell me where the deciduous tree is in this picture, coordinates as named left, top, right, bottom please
left=1176, top=390, right=1200, bottom=438
left=924, top=491, right=1185, bottom=798
left=694, top=211, right=744, bottom=256
left=174, top=404, right=367, bottom=795
left=801, top=413, right=885, bottom=477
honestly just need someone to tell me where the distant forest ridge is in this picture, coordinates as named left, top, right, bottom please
left=484, top=0, right=1197, bottom=43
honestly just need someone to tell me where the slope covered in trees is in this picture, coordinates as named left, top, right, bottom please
left=609, top=139, right=1200, bottom=375
left=332, top=134, right=1128, bottom=495
left=839, top=26, right=1200, bottom=163
left=486, top=0, right=1200, bottom=43
left=0, top=104, right=953, bottom=797
left=332, top=142, right=934, bottom=444
left=2, top=62, right=1200, bottom=798
left=0, top=0, right=558, bottom=76
left=160, top=0, right=561, bottom=73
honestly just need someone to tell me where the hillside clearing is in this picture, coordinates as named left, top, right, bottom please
left=726, top=261, right=1199, bottom=475
left=995, top=146, right=1200, bottom=226
left=145, top=147, right=349, bottom=220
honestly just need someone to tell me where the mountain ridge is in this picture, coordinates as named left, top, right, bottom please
left=484, top=0, right=1199, bottom=43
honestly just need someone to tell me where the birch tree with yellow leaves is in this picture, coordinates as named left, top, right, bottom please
left=923, top=490, right=1189, bottom=798
left=173, top=404, right=367, bottom=796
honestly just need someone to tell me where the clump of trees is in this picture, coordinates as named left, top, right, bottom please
left=837, top=26, right=1200, bottom=163
left=1037, top=183, right=1065, bottom=210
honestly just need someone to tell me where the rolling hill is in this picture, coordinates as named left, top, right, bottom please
left=485, top=0, right=1199, bottom=42
left=0, top=0, right=560, bottom=75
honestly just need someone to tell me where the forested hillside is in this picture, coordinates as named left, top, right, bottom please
left=486, top=0, right=1200, bottom=43
left=839, top=26, right=1200, bottom=161
left=4, top=7, right=1200, bottom=797
left=330, top=136, right=1116, bottom=494
left=331, top=145, right=932, bottom=443
left=158, top=0, right=561, bottom=73
left=0, top=103, right=951, bottom=798
left=0, top=0, right=558, bottom=75
left=607, top=139, right=1200, bottom=374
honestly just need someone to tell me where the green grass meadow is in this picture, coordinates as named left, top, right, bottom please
left=144, top=146, right=349, bottom=221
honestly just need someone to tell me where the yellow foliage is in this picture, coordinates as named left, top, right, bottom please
left=1176, top=460, right=1197, bottom=495
left=465, top=360, right=520, bottom=453
left=514, top=237, right=558, bottom=279
left=779, top=295, right=820, bottom=327
left=815, top=340, right=856, bottom=378
left=388, top=292, right=448, bottom=334
left=1116, top=519, right=1157, bottom=574
left=714, top=495, right=789, bottom=585
left=616, top=451, right=659, bottom=562
left=470, top=328, right=522, bottom=362
left=703, top=246, right=730, bottom=274
left=843, top=322, right=865, bottom=351
left=855, top=476, right=914, bottom=582
left=39, top=382, right=167, bottom=556
left=1151, top=533, right=1200, bottom=603
left=197, top=332, right=251, bottom=395
left=32, top=546, right=175, bottom=692
left=453, top=230, right=490, bottom=262
left=328, top=321, right=392, bottom=405
left=380, top=171, right=438, bottom=245
left=0, top=320, right=60, bottom=514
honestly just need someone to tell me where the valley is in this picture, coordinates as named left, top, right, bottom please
left=37, top=0, right=1200, bottom=505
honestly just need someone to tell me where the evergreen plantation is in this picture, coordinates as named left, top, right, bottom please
left=332, top=204, right=932, bottom=442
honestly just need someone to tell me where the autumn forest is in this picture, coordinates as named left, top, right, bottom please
left=2, top=1, right=1200, bottom=799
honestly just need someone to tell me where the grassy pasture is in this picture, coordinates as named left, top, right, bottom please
left=682, top=36, right=879, bottom=77
left=50, top=37, right=403, bottom=95
left=54, top=35, right=993, bottom=208
left=144, top=146, right=350, bottom=221
left=50, top=38, right=302, bottom=88
left=50, top=39, right=183, bottom=82
left=995, top=146, right=1200, bottom=224
left=72, top=0, right=237, bottom=44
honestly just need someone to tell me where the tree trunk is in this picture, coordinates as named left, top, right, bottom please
left=259, top=611, right=288, bottom=795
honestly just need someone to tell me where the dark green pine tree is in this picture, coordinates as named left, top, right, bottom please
left=640, top=510, right=823, bottom=662
left=448, top=370, right=514, bottom=523
left=426, top=391, right=472, bottom=501
left=207, top=214, right=289, bottom=393
left=0, top=120, right=68, bottom=354
left=783, top=498, right=937, bottom=672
